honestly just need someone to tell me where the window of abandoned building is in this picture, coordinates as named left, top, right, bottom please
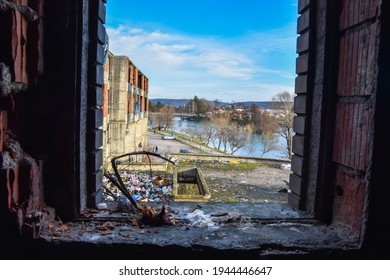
left=95, top=2, right=298, bottom=222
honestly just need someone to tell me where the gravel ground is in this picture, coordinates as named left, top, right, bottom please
left=181, top=162, right=291, bottom=203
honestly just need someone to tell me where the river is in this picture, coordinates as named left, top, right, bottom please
left=171, top=117, right=288, bottom=159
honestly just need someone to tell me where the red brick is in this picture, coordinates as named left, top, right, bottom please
left=350, top=29, right=359, bottom=96
left=369, top=0, right=379, bottom=18
left=364, top=22, right=378, bottom=96
left=332, top=168, right=367, bottom=238
left=337, top=35, right=345, bottom=95
left=0, top=111, right=7, bottom=152
left=332, top=103, right=370, bottom=171
left=339, top=0, right=349, bottom=30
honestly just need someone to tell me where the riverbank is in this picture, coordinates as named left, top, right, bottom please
left=151, top=128, right=226, bottom=156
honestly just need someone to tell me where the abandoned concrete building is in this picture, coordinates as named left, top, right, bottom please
left=102, top=52, right=149, bottom=166
left=1, top=0, right=390, bottom=259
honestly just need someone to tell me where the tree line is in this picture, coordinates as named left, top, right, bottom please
left=148, top=91, right=294, bottom=159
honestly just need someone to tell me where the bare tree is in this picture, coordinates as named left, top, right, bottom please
left=270, top=91, right=295, bottom=159
left=183, top=126, right=199, bottom=142
left=199, top=125, right=215, bottom=146
left=160, top=105, right=175, bottom=130
left=208, top=116, right=249, bottom=155
left=225, top=124, right=250, bottom=155
left=259, top=134, right=279, bottom=157
left=210, top=116, right=229, bottom=151
left=149, top=105, right=175, bottom=130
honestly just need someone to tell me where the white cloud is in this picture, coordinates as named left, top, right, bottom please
left=106, top=24, right=296, bottom=102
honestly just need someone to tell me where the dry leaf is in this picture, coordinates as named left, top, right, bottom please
left=101, top=230, right=112, bottom=235
left=120, top=233, right=130, bottom=238
left=48, top=224, right=56, bottom=229
left=139, top=230, right=146, bottom=234
left=169, top=219, right=179, bottom=226
left=131, top=219, right=139, bottom=227
left=58, top=225, right=69, bottom=232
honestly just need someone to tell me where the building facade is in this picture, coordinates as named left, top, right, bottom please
left=102, top=54, right=149, bottom=166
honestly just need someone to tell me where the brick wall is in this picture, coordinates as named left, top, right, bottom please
left=289, top=0, right=383, bottom=239
left=331, top=0, right=380, bottom=238
left=0, top=0, right=51, bottom=238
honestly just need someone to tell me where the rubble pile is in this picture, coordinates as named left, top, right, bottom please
left=103, top=171, right=174, bottom=203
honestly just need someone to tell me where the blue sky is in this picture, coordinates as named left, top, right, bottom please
left=106, top=0, right=298, bottom=102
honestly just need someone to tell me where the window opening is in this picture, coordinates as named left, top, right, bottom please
left=100, top=2, right=296, bottom=218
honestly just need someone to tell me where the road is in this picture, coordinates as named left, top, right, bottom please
left=147, top=130, right=226, bottom=158
left=146, top=131, right=198, bottom=158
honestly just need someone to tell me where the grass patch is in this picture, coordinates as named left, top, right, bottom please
left=198, top=162, right=263, bottom=171
left=223, top=197, right=238, bottom=203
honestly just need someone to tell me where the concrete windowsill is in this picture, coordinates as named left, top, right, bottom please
left=37, top=202, right=360, bottom=259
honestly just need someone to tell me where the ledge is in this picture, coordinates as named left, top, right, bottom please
left=33, top=203, right=360, bottom=259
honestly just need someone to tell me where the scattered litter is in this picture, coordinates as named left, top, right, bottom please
left=186, top=209, right=219, bottom=229
left=280, top=163, right=291, bottom=170
left=103, top=171, right=173, bottom=203
left=97, top=202, right=108, bottom=210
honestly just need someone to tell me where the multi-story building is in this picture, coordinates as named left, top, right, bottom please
left=102, top=54, right=149, bottom=166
